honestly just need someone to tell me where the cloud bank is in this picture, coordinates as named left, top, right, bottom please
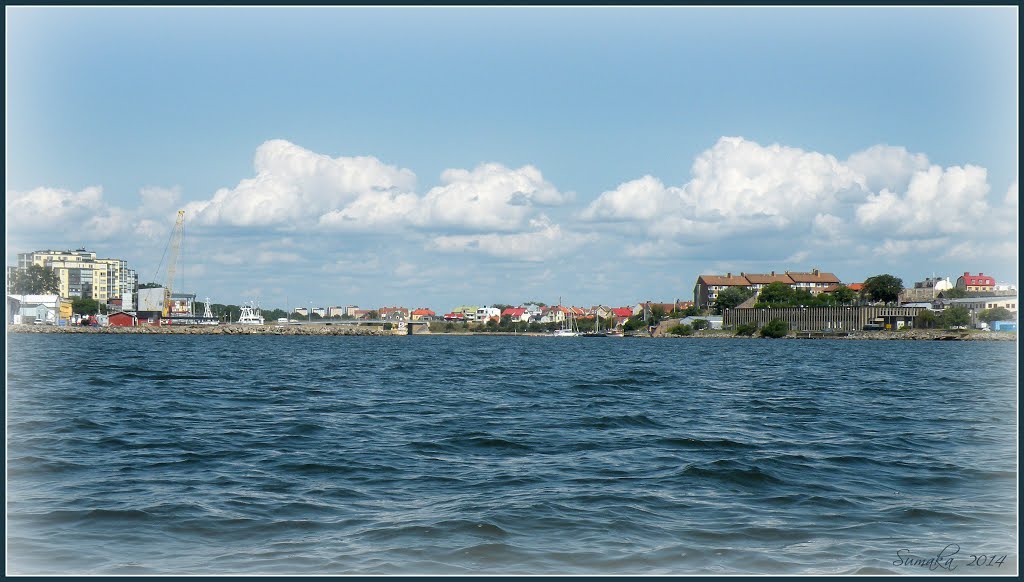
left=580, top=136, right=1016, bottom=264
left=7, top=137, right=1017, bottom=289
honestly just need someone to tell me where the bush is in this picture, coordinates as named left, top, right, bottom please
left=735, top=322, right=758, bottom=336
left=667, top=324, right=693, bottom=336
left=383, top=322, right=393, bottom=331
left=760, top=319, right=789, bottom=338
left=691, top=319, right=710, bottom=331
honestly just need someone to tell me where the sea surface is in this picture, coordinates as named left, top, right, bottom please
left=6, top=334, right=1018, bottom=575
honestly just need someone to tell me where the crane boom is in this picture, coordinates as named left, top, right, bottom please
left=163, top=210, right=185, bottom=317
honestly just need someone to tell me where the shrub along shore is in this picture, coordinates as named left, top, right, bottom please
left=6, top=323, right=1015, bottom=340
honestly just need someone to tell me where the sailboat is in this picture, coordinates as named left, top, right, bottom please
left=552, top=298, right=581, bottom=337
left=582, top=306, right=608, bottom=337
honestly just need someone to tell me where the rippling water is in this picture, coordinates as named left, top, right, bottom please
left=6, top=334, right=1018, bottom=575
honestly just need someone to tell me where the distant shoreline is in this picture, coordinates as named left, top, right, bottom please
left=6, top=324, right=1016, bottom=341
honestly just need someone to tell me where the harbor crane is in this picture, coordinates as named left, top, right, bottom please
left=162, top=210, right=185, bottom=318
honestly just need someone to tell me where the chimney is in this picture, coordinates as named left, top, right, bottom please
left=771, top=271, right=775, bottom=276
left=979, top=272, right=984, bottom=276
left=812, top=268, right=819, bottom=276
left=727, top=272, right=732, bottom=278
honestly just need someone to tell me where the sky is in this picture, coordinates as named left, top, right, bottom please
left=5, top=6, right=1018, bottom=312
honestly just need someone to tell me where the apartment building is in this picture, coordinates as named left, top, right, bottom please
left=16, top=249, right=138, bottom=304
left=694, top=269, right=842, bottom=309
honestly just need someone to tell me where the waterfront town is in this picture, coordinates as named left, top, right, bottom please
left=6, top=246, right=1018, bottom=337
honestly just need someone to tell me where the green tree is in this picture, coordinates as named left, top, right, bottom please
left=263, top=308, right=286, bottom=321
left=667, top=324, right=693, bottom=336
left=623, top=314, right=648, bottom=332
left=691, top=318, right=710, bottom=331
left=758, top=282, right=793, bottom=304
left=735, top=322, right=758, bottom=336
left=72, top=298, right=99, bottom=315
left=941, top=305, right=971, bottom=329
left=760, top=319, right=789, bottom=338
left=365, top=310, right=380, bottom=320
left=979, top=307, right=1013, bottom=324
left=713, top=287, right=755, bottom=313
left=914, top=310, right=937, bottom=329
left=9, top=265, right=61, bottom=295
left=861, top=274, right=904, bottom=304
left=830, top=285, right=857, bottom=305
left=138, top=282, right=162, bottom=289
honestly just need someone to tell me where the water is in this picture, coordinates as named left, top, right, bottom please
left=6, top=334, right=1018, bottom=575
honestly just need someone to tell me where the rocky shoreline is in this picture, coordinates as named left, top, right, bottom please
left=7, top=324, right=397, bottom=336
left=7, top=324, right=1016, bottom=341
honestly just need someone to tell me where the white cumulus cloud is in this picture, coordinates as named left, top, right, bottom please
left=579, top=137, right=1012, bottom=269
left=6, top=186, right=106, bottom=233
left=418, top=163, right=572, bottom=232
left=855, top=164, right=990, bottom=236
left=188, top=141, right=574, bottom=237
left=581, top=137, right=866, bottom=241
left=185, top=139, right=417, bottom=228
left=845, top=144, right=929, bottom=194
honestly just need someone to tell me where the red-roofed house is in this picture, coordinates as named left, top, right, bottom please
left=611, top=307, right=634, bottom=326
left=956, top=272, right=996, bottom=292
left=501, top=307, right=529, bottom=322
left=410, top=308, right=436, bottom=321
left=823, top=282, right=863, bottom=293
left=541, top=305, right=569, bottom=323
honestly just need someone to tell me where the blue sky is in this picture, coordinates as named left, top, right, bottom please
left=6, top=7, right=1018, bottom=311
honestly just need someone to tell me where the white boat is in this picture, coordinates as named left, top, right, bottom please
left=237, top=301, right=265, bottom=325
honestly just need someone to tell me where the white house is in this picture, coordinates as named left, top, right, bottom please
left=474, top=306, right=501, bottom=322
left=8, top=294, right=64, bottom=324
